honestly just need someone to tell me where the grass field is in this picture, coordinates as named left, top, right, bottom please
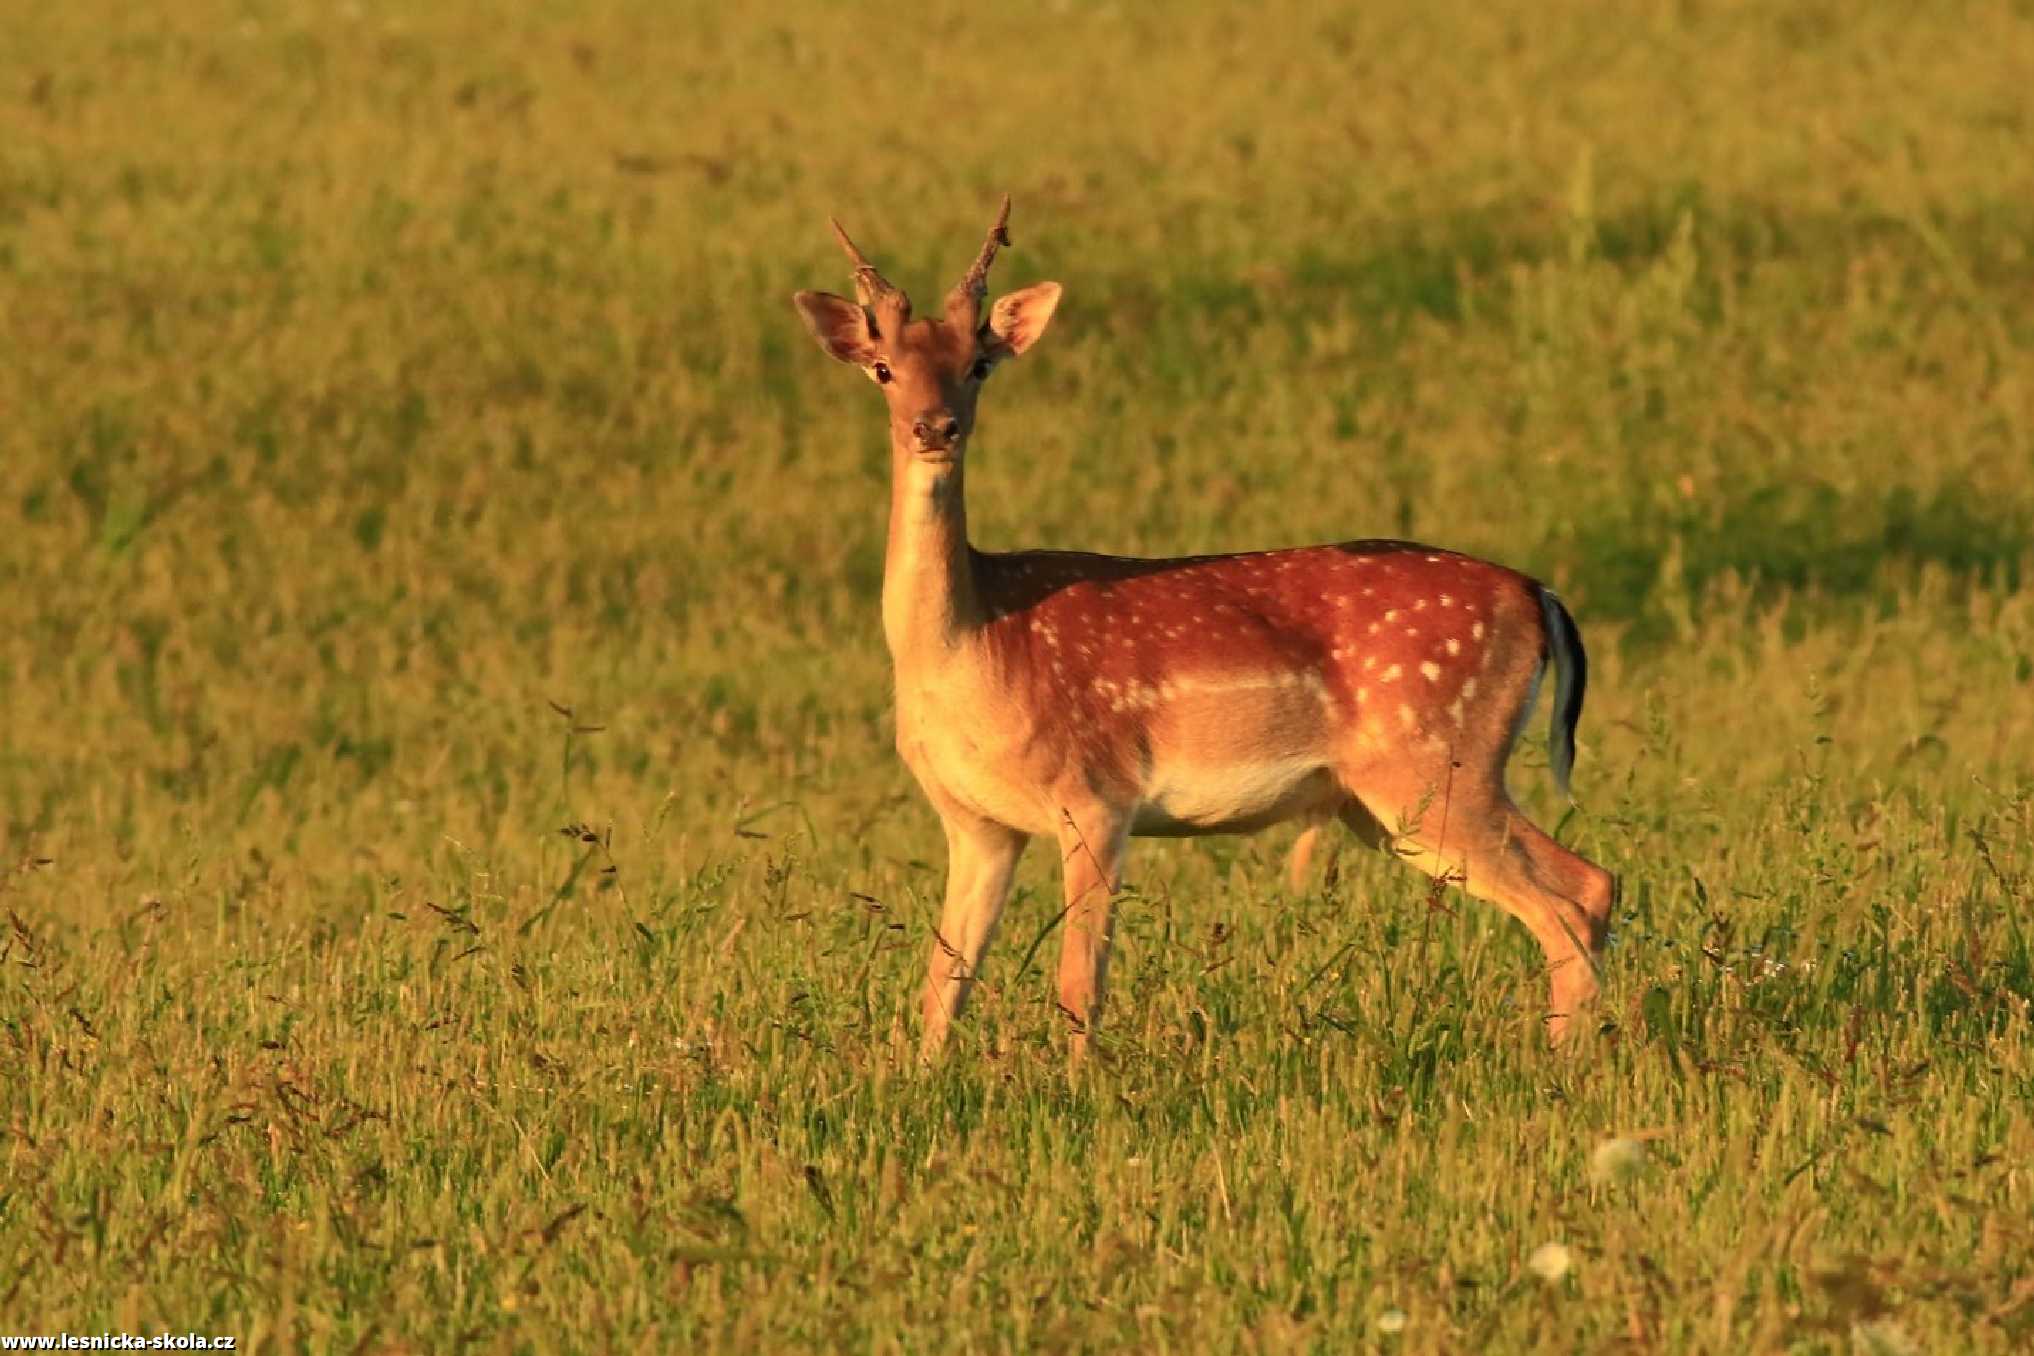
left=4, top=1, right=2033, bottom=1350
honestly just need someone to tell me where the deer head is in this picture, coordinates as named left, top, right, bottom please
left=792, top=195, right=1062, bottom=465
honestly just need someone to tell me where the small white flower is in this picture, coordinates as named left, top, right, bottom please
left=1528, top=1242, right=1573, bottom=1283
left=1589, top=1136, right=1647, bottom=1186
left=1850, top=1319, right=1919, bottom=1356
left=1375, top=1309, right=1407, bottom=1335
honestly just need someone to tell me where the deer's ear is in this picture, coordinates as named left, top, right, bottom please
left=983, top=282, right=1062, bottom=360
left=793, top=290, right=877, bottom=365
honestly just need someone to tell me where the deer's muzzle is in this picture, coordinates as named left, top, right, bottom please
left=910, top=413, right=964, bottom=455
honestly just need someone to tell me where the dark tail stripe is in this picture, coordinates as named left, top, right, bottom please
left=1539, top=589, right=1588, bottom=800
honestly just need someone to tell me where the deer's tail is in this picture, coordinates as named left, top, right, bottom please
left=1538, top=588, right=1588, bottom=802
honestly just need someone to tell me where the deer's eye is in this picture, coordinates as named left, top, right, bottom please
left=872, top=361, right=893, bottom=384
left=971, top=358, right=993, bottom=381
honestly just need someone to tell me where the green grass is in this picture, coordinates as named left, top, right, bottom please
left=3, top=1, right=2033, bottom=1350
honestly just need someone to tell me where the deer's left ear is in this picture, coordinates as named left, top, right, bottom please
left=982, top=282, right=1062, bottom=360
left=793, top=290, right=877, bottom=365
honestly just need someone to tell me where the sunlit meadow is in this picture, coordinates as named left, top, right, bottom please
left=3, top=2, right=2031, bottom=1351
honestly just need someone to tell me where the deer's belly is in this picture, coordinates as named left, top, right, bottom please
left=1133, top=758, right=1339, bottom=837
left=894, top=666, right=1346, bottom=838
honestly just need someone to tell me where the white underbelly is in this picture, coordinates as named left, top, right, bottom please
left=1133, top=756, right=1337, bottom=836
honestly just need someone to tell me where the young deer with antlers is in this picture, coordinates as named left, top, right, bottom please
left=794, top=198, right=1615, bottom=1062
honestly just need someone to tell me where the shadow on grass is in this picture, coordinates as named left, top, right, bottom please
left=1103, top=190, right=2034, bottom=389
left=1128, top=193, right=2033, bottom=636
left=1567, top=481, right=2029, bottom=641
left=1203, top=188, right=2024, bottom=324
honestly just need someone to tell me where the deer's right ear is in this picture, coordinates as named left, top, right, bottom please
left=793, top=290, right=877, bottom=366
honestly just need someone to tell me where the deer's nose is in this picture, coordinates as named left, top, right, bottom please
left=911, top=414, right=962, bottom=451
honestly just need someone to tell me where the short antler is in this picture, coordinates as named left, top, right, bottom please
left=829, top=217, right=885, bottom=304
left=945, top=194, right=1013, bottom=329
left=830, top=215, right=911, bottom=335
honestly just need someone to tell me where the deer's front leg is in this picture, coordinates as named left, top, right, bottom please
left=1052, top=804, right=1131, bottom=1063
left=919, top=814, right=1028, bottom=1063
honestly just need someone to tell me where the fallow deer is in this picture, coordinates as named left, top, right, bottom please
left=793, top=198, right=1615, bottom=1063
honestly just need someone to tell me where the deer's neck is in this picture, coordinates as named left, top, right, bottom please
left=882, top=455, right=982, bottom=665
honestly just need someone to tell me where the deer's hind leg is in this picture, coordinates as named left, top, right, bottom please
left=1336, top=590, right=1615, bottom=1039
left=1382, top=790, right=1612, bottom=1040
left=1286, top=819, right=1326, bottom=893
left=1286, top=796, right=1393, bottom=892
left=1338, top=747, right=1612, bottom=1043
